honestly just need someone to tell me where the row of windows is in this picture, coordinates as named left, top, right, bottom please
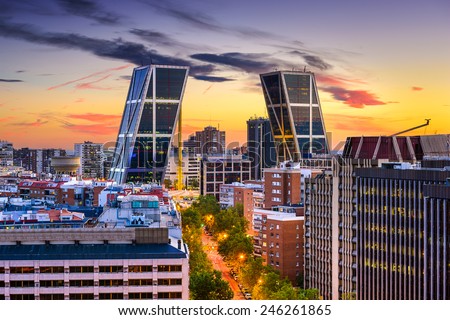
left=4, top=292, right=182, bottom=300
left=4, top=279, right=182, bottom=288
left=2, top=265, right=182, bottom=274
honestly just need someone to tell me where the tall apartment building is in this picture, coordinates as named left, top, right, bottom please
left=200, top=155, right=251, bottom=200
left=263, top=164, right=314, bottom=209
left=253, top=208, right=304, bottom=284
left=0, top=141, right=13, bottom=167
left=260, top=70, right=329, bottom=163
left=74, top=142, right=104, bottom=179
left=246, top=117, right=276, bottom=180
left=194, top=126, right=226, bottom=155
left=109, top=65, right=189, bottom=184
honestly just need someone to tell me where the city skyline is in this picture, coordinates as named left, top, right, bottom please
left=1, top=0, right=449, bottom=149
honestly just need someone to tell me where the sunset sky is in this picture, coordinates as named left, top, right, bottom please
left=1, top=0, right=449, bottom=150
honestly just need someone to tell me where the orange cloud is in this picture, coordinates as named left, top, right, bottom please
left=0, top=116, right=15, bottom=123
left=411, top=86, right=423, bottom=91
left=322, top=87, right=387, bottom=108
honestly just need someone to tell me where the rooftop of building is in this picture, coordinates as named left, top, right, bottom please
left=0, top=243, right=187, bottom=261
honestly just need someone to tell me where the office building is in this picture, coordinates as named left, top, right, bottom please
left=200, top=155, right=251, bottom=200
left=0, top=194, right=189, bottom=300
left=356, top=163, right=450, bottom=300
left=304, top=134, right=450, bottom=300
left=260, top=70, right=329, bottom=163
left=109, top=65, right=189, bottom=184
left=247, top=117, right=276, bottom=180
left=165, top=149, right=200, bottom=189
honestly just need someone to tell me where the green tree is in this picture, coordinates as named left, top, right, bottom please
left=191, top=195, right=220, bottom=217
left=240, top=257, right=270, bottom=290
left=163, top=179, right=172, bottom=189
left=189, top=270, right=233, bottom=300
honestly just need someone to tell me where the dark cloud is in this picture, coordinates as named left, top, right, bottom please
left=129, top=28, right=182, bottom=47
left=0, top=78, right=23, bottom=82
left=191, top=52, right=274, bottom=74
left=119, top=75, right=132, bottom=81
left=56, top=0, right=121, bottom=25
left=193, top=75, right=234, bottom=82
left=290, top=50, right=331, bottom=71
left=141, top=0, right=278, bottom=40
left=16, top=70, right=26, bottom=73
left=143, top=1, right=222, bottom=31
left=322, top=86, right=387, bottom=109
left=0, top=20, right=228, bottom=83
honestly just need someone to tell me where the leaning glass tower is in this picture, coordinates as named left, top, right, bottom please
left=109, top=65, right=189, bottom=184
left=260, top=70, right=328, bottom=163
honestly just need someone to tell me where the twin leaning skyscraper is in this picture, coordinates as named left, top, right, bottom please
left=109, top=65, right=328, bottom=183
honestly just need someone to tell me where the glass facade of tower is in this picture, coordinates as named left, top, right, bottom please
left=109, top=65, right=189, bottom=184
left=246, top=117, right=276, bottom=180
left=260, top=71, right=328, bottom=163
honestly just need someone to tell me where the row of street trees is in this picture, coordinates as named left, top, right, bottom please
left=182, top=195, right=320, bottom=300
left=181, top=195, right=233, bottom=299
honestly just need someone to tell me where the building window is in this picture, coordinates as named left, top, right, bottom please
left=129, top=279, right=153, bottom=286
left=157, top=292, right=182, bottom=299
left=99, top=266, right=123, bottom=273
left=99, top=280, right=123, bottom=287
left=157, top=265, right=182, bottom=272
left=129, top=292, right=153, bottom=299
left=40, top=294, right=64, bottom=300
left=129, top=265, right=153, bottom=272
left=69, top=266, right=94, bottom=273
left=276, top=224, right=279, bottom=230
left=69, top=280, right=94, bottom=287
left=69, top=294, right=94, bottom=300
left=99, top=293, right=124, bottom=300
left=40, top=280, right=65, bottom=288
left=157, top=279, right=182, bottom=286
left=10, top=281, right=34, bottom=288
left=40, top=266, right=64, bottom=273
left=9, top=267, right=34, bottom=274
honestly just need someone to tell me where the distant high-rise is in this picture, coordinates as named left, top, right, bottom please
left=0, top=141, right=13, bottom=167
left=194, top=126, right=226, bottom=155
left=247, top=117, right=276, bottom=180
left=74, top=141, right=104, bottom=179
left=109, top=65, right=189, bottom=184
left=260, top=71, right=329, bottom=163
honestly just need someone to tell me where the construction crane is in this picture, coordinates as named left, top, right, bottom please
left=389, top=119, right=430, bottom=136
left=177, top=106, right=183, bottom=190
